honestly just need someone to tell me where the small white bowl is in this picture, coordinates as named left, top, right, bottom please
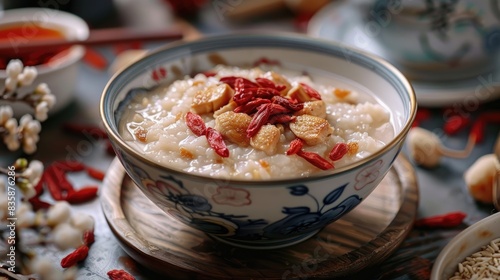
left=0, top=8, right=89, bottom=116
left=431, top=212, right=500, bottom=279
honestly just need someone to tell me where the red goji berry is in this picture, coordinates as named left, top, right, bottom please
left=297, top=150, right=333, bottom=170
left=53, top=160, right=86, bottom=172
left=470, top=118, right=485, bottom=143
left=233, top=98, right=271, bottom=114
left=205, top=127, right=229, bottom=157
left=329, top=143, right=348, bottom=161
left=247, top=104, right=273, bottom=138
left=86, top=166, right=105, bottom=181
left=220, top=76, right=258, bottom=89
left=47, top=166, right=74, bottom=193
left=65, top=186, right=99, bottom=204
left=268, top=113, right=295, bottom=125
left=44, top=169, right=65, bottom=201
left=286, top=138, right=304, bottom=155
left=443, top=115, right=470, bottom=135
left=299, top=82, right=322, bottom=100
left=414, top=211, right=466, bottom=228
left=107, top=269, right=135, bottom=280
left=61, top=245, right=89, bottom=268
left=83, top=230, right=95, bottom=246
left=28, top=197, right=52, bottom=211
left=255, top=77, right=286, bottom=92
left=271, top=95, right=304, bottom=111
left=62, top=123, right=108, bottom=139
left=185, top=112, right=207, bottom=137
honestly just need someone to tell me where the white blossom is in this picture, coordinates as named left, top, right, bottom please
left=41, top=93, right=56, bottom=108
left=35, top=101, right=49, bottom=121
left=0, top=106, right=13, bottom=124
left=6, top=59, right=23, bottom=78
left=35, top=82, right=51, bottom=95
left=4, top=77, right=17, bottom=93
left=4, top=133, right=20, bottom=151
left=18, top=66, right=37, bottom=87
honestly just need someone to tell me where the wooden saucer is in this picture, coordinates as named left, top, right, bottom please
left=101, top=155, right=418, bottom=279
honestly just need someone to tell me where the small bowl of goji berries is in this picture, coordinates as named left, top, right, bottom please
left=431, top=212, right=500, bottom=280
left=100, top=33, right=417, bottom=249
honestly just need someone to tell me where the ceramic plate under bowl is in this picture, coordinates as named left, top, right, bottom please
left=431, top=212, right=500, bottom=279
left=101, top=155, right=418, bottom=279
left=308, top=0, right=500, bottom=107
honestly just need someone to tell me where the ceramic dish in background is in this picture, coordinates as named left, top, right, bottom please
left=308, top=0, right=500, bottom=107
left=431, top=212, right=500, bottom=279
left=0, top=8, right=89, bottom=116
left=100, top=33, right=416, bottom=249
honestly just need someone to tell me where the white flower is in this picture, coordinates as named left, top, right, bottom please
left=35, top=101, right=49, bottom=121
left=41, top=93, right=56, bottom=108
left=22, top=136, right=37, bottom=154
left=6, top=59, right=23, bottom=78
left=26, top=120, right=42, bottom=134
left=4, top=77, right=17, bottom=93
left=5, top=133, right=20, bottom=151
left=4, top=118, right=17, bottom=133
left=0, top=106, right=13, bottom=125
left=19, top=114, right=33, bottom=127
left=18, top=66, right=37, bottom=87
left=27, top=160, right=44, bottom=182
left=35, top=82, right=51, bottom=95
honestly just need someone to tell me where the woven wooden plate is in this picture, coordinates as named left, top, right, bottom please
left=101, top=155, right=418, bottom=279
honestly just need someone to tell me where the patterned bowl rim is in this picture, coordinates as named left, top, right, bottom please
left=100, top=32, right=417, bottom=185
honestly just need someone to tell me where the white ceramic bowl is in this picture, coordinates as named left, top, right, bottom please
left=100, top=33, right=416, bottom=249
left=0, top=8, right=89, bottom=116
left=431, top=212, right=500, bottom=279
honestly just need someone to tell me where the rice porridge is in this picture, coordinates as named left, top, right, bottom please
left=118, top=65, right=394, bottom=180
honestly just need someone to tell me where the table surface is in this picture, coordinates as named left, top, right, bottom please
left=1, top=1, right=500, bottom=279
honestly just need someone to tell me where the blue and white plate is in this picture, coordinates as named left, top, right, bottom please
left=308, top=0, right=500, bottom=107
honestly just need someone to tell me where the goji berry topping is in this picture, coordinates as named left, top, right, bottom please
left=119, top=66, right=394, bottom=179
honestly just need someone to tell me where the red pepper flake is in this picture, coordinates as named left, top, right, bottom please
left=107, top=269, right=135, bottom=280
left=86, top=166, right=105, bottom=181
left=186, top=112, right=207, bottom=137
left=61, top=245, right=89, bottom=268
left=329, top=142, right=348, bottom=161
left=297, top=150, right=333, bottom=170
left=65, top=186, right=99, bottom=204
left=286, top=138, right=304, bottom=155
left=206, top=127, right=229, bottom=157
left=414, top=211, right=466, bottom=228
left=83, top=230, right=95, bottom=246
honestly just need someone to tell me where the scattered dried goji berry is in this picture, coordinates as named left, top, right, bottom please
left=220, top=76, right=258, bottom=89
left=286, top=138, right=304, bottom=155
left=233, top=98, right=271, bottom=114
left=297, top=150, right=333, bottom=170
left=65, top=186, right=99, bottom=204
left=255, top=77, right=286, bottom=92
left=185, top=112, right=207, bottom=137
left=86, top=166, right=105, bottom=181
left=272, top=95, right=304, bottom=111
left=53, top=160, right=86, bottom=172
left=443, top=115, right=470, bottom=135
left=61, top=245, right=89, bottom=268
left=414, top=211, right=466, bottom=228
left=329, top=142, right=348, bottom=161
left=28, top=197, right=52, bottom=211
left=268, top=114, right=295, bottom=125
left=83, top=230, right=95, bottom=246
left=107, top=269, right=135, bottom=280
left=206, top=127, right=229, bottom=157
left=299, top=82, right=322, bottom=100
